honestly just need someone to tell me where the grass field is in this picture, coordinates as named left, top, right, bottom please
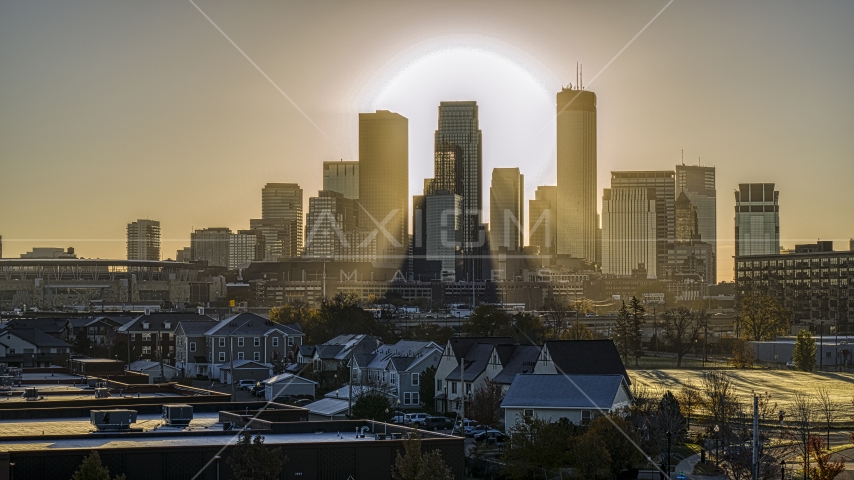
left=630, top=369, right=854, bottom=416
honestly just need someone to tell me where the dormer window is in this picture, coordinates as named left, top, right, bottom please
left=142, top=322, right=150, bottom=330
left=164, top=322, right=171, bottom=329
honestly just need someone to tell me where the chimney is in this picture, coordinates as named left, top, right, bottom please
left=198, top=307, right=205, bottom=316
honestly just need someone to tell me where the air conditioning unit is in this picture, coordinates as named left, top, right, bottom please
left=90, top=409, right=137, bottom=431
left=22, top=388, right=39, bottom=401
left=95, top=388, right=111, bottom=399
left=162, top=404, right=193, bottom=426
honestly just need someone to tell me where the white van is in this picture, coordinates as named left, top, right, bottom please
left=453, top=418, right=475, bottom=435
left=403, top=413, right=429, bottom=426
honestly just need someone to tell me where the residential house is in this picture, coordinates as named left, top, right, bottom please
left=352, top=340, right=443, bottom=409
left=4, top=318, right=71, bottom=341
left=218, top=359, right=273, bottom=384
left=501, top=374, right=632, bottom=427
left=0, top=328, right=71, bottom=367
left=67, top=317, right=132, bottom=349
left=310, top=334, right=381, bottom=387
left=532, top=340, right=631, bottom=385
left=205, top=313, right=303, bottom=380
left=127, top=360, right=181, bottom=383
left=263, top=373, right=317, bottom=401
left=118, top=312, right=215, bottom=365
left=174, top=319, right=219, bottom=379
left=433, top=337, right=515, bottom=414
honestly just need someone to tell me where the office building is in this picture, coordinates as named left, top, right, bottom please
left=304, top=190, right=360, bottom=259
left=610, top=171, right=676, bottom=278
left=0, top=235, right=2, bottom=258
left=432, top=102, right=484, bottom=279
left=127, top=219, right=160, bottom=261
left=676, top=164, right=717, bottom=283
left=359, top=110, right=408, bottom=264
left=529, top=186, right=557, bottom=256
left=251, top=183, right=303, bottom=260
left=190, top=227, right=230, bottom=268
left=323, top=160, right=359, bottom=200
left=556, top=87, right=597, bottom=263
left=734, top=183, right=780, bottom=257
left=229, top=229, right=265, bottom=269
left=426, top=190, right=462, bottom=282
left=735, top=241, right=853, bottom=324
left=20, top=247, right=77, bottom=259
left=489, top=168, right=524, bottom=251
left=601, top=187, right=657, bottom=278
left=176, top=246, right=193, bottom=263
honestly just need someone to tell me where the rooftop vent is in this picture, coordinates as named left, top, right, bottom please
left=91, top=409, right=137, bottom=431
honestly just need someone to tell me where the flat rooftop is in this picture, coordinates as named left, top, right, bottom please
left=0, top=412, right=220, bottom=437
left=1, top=385, right=182, bottom=403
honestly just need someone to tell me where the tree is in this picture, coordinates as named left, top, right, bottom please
left=661, top=307, right=702, bottom=367
left=627, top=296, right=646, bottom=364
left=584, top=415, right=645, bottom=478
left=463, top=305, right=511, bottom=337
left=541, top=299, right=573, bottom=340
left=351, top=390, right=393, bottom=422
left=699, top=372, right=740, bottom=438
left=71, top=451, right=126, bottom=480
left=737, top=292, right=790, bottom=341
left=561, top=321, right=594, bottom=340
left=567, top=431, right=611, bottom=480
left=612, top=302, right=633, bottom=362
left=391, top=433, right=454, bottom=480
left=809, top=435, right=846, bottom=480
left=730, top=339, right=756, bottom=368
left=816, top=387, right=837, bottom=448
left=72, top=334, right=93, bottom=356
left=227, top=431, right=286, bottom=480
left=403, top=323, right=454, bottom=346
left=467, top=377, right=505, bottom=427
left=791, top=392, right=818, bottom=479
left=676, top=382, right=701, bottom=431
left=419, top=366, right=437, bottom=414
left=570, top=298, right=594, bottom=316
left=503, top=416, right=577, bottom=479
left=511, top=312, right=546, bottom=344
left=794, top=329, right=817, bottom=371
left=612, top=298, right=645, bottom=366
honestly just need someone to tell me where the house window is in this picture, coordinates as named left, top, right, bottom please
left=130, top=333, right=136, bottom=341
left=219, top=352, right=226, bottom=362
left=411, top=373, right=420, bottom=386
left=208, top=352, right=212, bottom=362
left=287, top=337, right=294, bottom=346
left=141, top=333, right=151, bottom=341
left=142, top=346, right=152, bottom=355
left=254, top=337, right=260, bottom=347
left=237, top=337, right=244, bottom=347
left=237, top=352, right=245, bottom=360
left=451, top=382, right=457, bottom=394
left=218, top=337, right=225, bottom=347
left=466, top=383, right=472, bottom=395
left=390, top=374, right=396, bottom=385
left=272, top=337, right=279, bottom=347
left=581, top=410, right=592, bottom=426
left=190, top=342, right=196, bottom=353
left=403, top=392, right=420, bottom=406
left=254, top=352, right=260, bottom=362
left=436, top=379, right=442, bottom=392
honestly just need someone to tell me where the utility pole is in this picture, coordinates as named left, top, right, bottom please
left=752, top=394, right=759, bottom=480
left=229, top=335, right=235, bottom=401
left=348, top=357, right=353, bottom=417
left=460, top=356, right=465, bottom=434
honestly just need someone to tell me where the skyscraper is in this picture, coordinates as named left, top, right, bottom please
left=252, top=183, right=303, bottom=260
left=433, top=102, right=484, bottom=278
left=323, top=161, right=359, bottom=200
left=304, top=190, right=359, bottom=259
left=735, top=183, right=780, bottom=257
left=127, top=219, right=160, bottom=261
left=190, top=227, right=231, bottom=267
left=601, top=188, right=657, bottom=278
left=359, top=110, right=408, bottom=265
left=529, top=186, right=557, bottom=256
left=228, top=230, right=265, bottom=269
left=489, top=168, right=524, bottom=251
left=426, top=190, right=462, bottom=282
left=556, top=87, right=597, bottom=263
left=676, top=164, right=717, bottom=283
left=610, top=171, right=676, bottom=278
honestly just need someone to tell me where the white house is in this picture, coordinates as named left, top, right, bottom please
left=264, top=373, right=317, bottom=401
left=127, top=360, right=181, bottom=384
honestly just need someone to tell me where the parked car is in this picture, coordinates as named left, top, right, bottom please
left=403, top=413, right=429, bottom=427
left=452, top=419, right=475, bottom=435
left=391, top=414, right=406, bottom=424
left=468, top=425, right=489, bottom=438
left=236, top=379, right=257, bottom=390
left=423, top=416, right=454, bottom=431
left=474, top=429, right=507, bottom=443
left=249, top=384, right=265, bottom=396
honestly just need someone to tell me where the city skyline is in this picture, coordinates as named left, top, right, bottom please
left=1, top=1, right=853, bottom=283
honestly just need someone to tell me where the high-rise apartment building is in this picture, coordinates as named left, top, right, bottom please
left=0, top=235, right=3, bottom=258
left=20, top=247, right=77, bottom=259
left=556, top=87, right=597, bottom=263
left=359, top=110, right=408, bottom=265
left=176, top=247, right=193, bottom=263
left=610, top=171, right=676, bottom=278
left=229, top=230, right=265, bottom=269
left=426, top=190, right=462, bottom=282
left=489, top=168, right=524, bottom=251
left=127, top=219, right=160, bottom=261
left=433, top=102, right=484, bottom=278
left=190, top=227, right=231, bottom=268
left=251, top=183, right=303, bottom=260
left=676, top=164, right=717, bottom=283
left=304, top=190, right=360, bottom=259
left=323, top=161, right=359, bottom=200
left=529, top=186, right=557, bottom=256
left=734, top=183, right=780, bottom=257
left=601, top=187, right=657, bottom=278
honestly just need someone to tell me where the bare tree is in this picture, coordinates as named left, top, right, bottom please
left=677, top=382, right=702, bottom=431
left=815, top=388, right=837, bottom=448
left=791, top=392, right=818, bottom=479
left=662, top=307, right=702, bottom=367
left=541, top=299, right=573, bottom=340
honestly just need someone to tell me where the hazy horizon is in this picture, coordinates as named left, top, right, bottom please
left=2, top=0, right=852, bottom=281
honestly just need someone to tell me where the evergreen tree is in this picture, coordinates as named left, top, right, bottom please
left=793, top=329, right=817, bottom=372
left=627, top=296, right=646, bottom=366
left=227, top=431, right=286, bottom=480
left=71, top=451, right=126, bottom=480
left=72, top=334, right=93, bottom=356
left=351, top=390, right=393, bottom=421
left=612, top=302, right=632, bottom=362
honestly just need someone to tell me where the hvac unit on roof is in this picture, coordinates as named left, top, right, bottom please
left=162, top=404, right=193, bottom=426
left=90, top=409, right=137, bottom=431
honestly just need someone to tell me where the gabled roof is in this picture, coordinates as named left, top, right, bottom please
left=501, top=374, right=627, bottom=410
left=5, top=318, right=69, bottom=334
left=299, top=345, right=316, bottom=357
left=492, top=345, right=541, bottom=385
left=219, top=359, right=271, bottom=370
left=205, top=313, right=302, bottom=337
left=374, top=340, right=439, bottom=358
left=305, top=397, right=349, bottom=417
left=314, top=344, right=345, bottom=360
left=542, top=340, right=630, bottom=385
left=175, top=320, right=220, bottom=336
left=119, top=312, right=214, bottom=333
left=1, top=328, right=70, bottom=348
left=68, top=317, right=128, bottom=329
left=317, top=334, right=380, bottom=361
left=445, top=343, right=499, bottom=382
left=128, top=360, right=179, bottom=372
left=389, top=357, right=414, bottom=371
left=447, top=337, right=514, bottom=361
left=263, top=373, right=316, bottom=385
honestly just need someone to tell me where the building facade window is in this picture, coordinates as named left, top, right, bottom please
left=218, top=337, right=225, bottom=347
left=141, top=333, right=151, bottom=341
left=219, top=352, right=226, bottom=362
left=288, top=337, right=294, bottom=346
left=237, top=337, right=244, bottom=347
left=411, top=373, right=420, bottom=386
left=254, top=352, right=261, bottom=362
left=582, top=410, right=592, bottom=426
left=451, top=382, right=457, bottom=394
left=254, top=337, right=260, bottom=347
left=190, top=342, right=196, bottom=352
left=237, top=352, right=244, bottom=360
left=130, top=333, right=136, bottom=341
left=272, top=337, right=279, bottom=347
left=142, top=346, right=151, bottom=354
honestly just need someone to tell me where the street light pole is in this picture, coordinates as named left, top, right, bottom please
left=666, top=430, right=672, bottom=480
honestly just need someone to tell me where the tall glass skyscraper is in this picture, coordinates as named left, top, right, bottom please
left=323, top=161, right=359, bottom=200
left=434, top=102, right=484, bottom=279
left=556, top=87, right=597, bottom=263
left=489, top=168, right=524, bottom=251
left=735, top=183, right=780, bottom=257
left=676, top=164, right=717, bottom=283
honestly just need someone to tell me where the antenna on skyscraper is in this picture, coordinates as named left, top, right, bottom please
left=580, top=64, right=583, bottom=90
left=576, top=62, right=579, bottom=90
left=681, top=149, right=684, bottom=166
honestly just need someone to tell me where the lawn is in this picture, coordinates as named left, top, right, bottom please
left=630, top=369, right=854, bottom=418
